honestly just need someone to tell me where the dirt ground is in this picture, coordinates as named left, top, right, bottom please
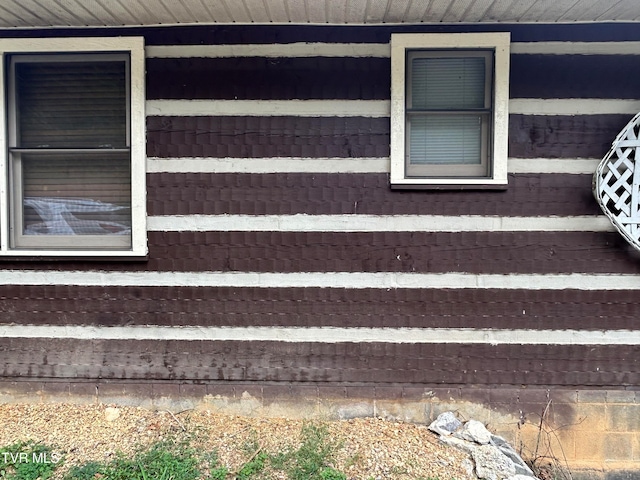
left=0, top=403, right=478, bottom=479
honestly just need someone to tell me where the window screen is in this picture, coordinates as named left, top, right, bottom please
left=406, top=51, right=492, bottom=178
left=8, top=53, right=132, bottom=249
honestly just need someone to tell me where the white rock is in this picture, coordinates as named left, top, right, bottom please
left=472, top=444, right=517, bottom=480
left=104, top=407, right=120, bottom=422
left=428, top=411, right=462, bottom=436
left=455, top=419, right=492, bottom=445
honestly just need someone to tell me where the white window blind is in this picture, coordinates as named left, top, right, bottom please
left=405, top=51, right=492, bottom=178
left=8, top=54, right=132, bottom=249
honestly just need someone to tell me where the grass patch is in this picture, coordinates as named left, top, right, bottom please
left=273, top=423, right=345, bottom=480
left=63, top=439, right=201, bottom=480
left=3, top=421, right=348, bottom=480
left=0, top=440, right=62, bottom=480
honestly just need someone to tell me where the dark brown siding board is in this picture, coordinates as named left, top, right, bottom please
left=147, top=114, right=629, bottom=160
left=147, top=172, right=600, bottom=216
left=146, top=57, right=391, bottom=100
left=510, top=55, right=640, bottom=99
left=146, top=56, right=639, bottom=102
left=146, top=116, right=391, bottom=159
left=0, top=231, right=636, bottom=274
left=2, top=286, right=640, bottom=332
left=509, top=114, right=631, bottom=159
left=143, top=231, right=637, bottom=274
left=0, top=338, right=638, bottom=386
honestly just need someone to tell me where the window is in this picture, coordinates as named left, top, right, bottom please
left=0, top=37, right=146, bottom=257
left=390, top=33, right=510, bottom=188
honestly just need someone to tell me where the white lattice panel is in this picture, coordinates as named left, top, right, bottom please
left=594, top=112, right=640, bottom=250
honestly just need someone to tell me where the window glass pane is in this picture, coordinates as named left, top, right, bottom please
left=21, top=152, right=131, bottom=239
left=409, top=115, right=482, bottom=165
left=411, top=57, right=485, bottom=110
left=15, top=60, right=127, bottom=148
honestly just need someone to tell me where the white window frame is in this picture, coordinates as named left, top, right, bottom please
left=390, top=32, right=510, bottom=189
left=0, top=37, right=147, bottom=257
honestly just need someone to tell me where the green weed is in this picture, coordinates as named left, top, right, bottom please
left=277, top=423, right=345, bottom=480
left=0, top=441, right=62, bottom=480
left=63, top=439, right=200, bottom=480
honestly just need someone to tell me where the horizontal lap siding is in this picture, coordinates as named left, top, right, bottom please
left=147, top=173, right=599, bottom=216
left=2, top=286, right=640, bottom=331
left=146, top=55, right=640, bottom=101
left=146, top=116, right=391, bottom=158
left=3, top=25, right=640, bottom=389
left=0, top=338, right=638, bottom=385
left=510, top=55, right=640, bottom=99
left=0, top=231, right=636, bottom=273
left=147, top=115, right=632, bottom=159
left=146, top=57, right=391, bottom=100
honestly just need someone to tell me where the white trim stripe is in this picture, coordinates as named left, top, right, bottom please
left=146, top=43, right=390, bottom=58
left=147, top=214, right=613, bottom=233
left=1, top=325, right=638, bottom=346
left=511, top=41, right=640, bottom=55
left=146, top=99, right=390, bottom=117
left=147, top=157, right=599, bottom=174
left=146, top=42, right=640, bottom=59
left=510, top=99, right=640, bottom=116
left=146, top=99, right=640, bottom=117
left=147, top=157, right=390, bottom=173
left=1, top=271, right=637, bottom=290
left=508, top=158, right=599, bottom=174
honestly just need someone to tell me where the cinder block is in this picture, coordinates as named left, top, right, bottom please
left=606, top=391, right=636, bottom=404
left=429, top=387, right=461, bottom=402
left=289, top=385, right=319, bottom=402
left=69, top=382, right=99, bottom=400
left=603, top=433, right=634, bottom=462
left=633, top=433, right=640, bottom=461
left=402, top=386, right=436, bottom=401
left=574, top=404, right=607, bottom=432
left=40, top=382, right=70, bottom=399
left=575, top=432, right=606, bottom=462
left=206, top=384, right=236, bottom=399
left=578, top=390, right=607, bottom=403
left=606, top=405, right=640, bottom=432
left=571, top=469, right=605, bottom=480
left=551, top=389, right=578, bottom=404
left=521, top=424, right=576, bottom=463
left=605, top=471, right=640, bottom=480
left=548, top=402, right=576, bottom=426
left=374, top=386, right=403, bottom=400
left=97, top=383, right=153, bottom=407
left=179, top=384, right=207, bottom=398
left=262, top=384, right=291, bottom=401
left=152, top=383, right=180, bottom=399
left=374, top=399, right=427, bottom=423
left=0, top=381, right=42, bottom=395
left=489, top=387, right=520, bottom=405
left=519, top=388, right=551, bottom=404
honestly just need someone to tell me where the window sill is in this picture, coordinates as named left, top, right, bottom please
left=0, top=249, right=148, bottom=261
left=390, top=177, right=509, bottom=190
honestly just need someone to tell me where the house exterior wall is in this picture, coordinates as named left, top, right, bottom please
left=0, top=23, right=639, bottom=479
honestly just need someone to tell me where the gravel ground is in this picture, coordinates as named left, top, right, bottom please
left=0, top=403, right=477, bottom=479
